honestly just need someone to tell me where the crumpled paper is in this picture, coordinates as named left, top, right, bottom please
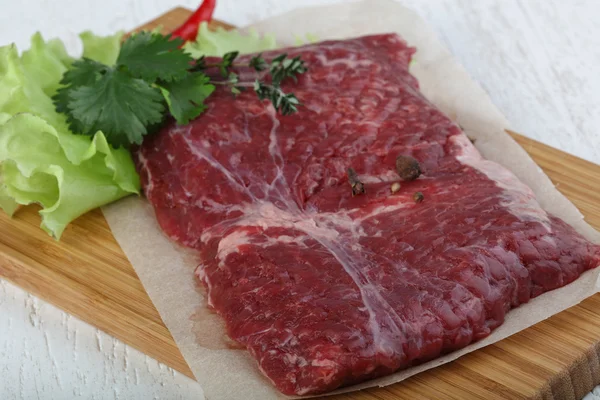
left=103, top=0, right=600, bottom=398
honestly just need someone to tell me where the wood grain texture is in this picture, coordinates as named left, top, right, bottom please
left=1, top=7, right=599, bottom=399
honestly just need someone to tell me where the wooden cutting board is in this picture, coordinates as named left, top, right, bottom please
left=2, top=7, right=600, bottom=400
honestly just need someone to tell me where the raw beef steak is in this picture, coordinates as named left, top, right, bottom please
left=137, top=34, right=600, bottom=395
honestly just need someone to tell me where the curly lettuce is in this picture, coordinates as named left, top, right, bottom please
left=79, top=30, right=123, bottom=65
left=0, top=33, right=139, bottom=239
left=184, top=22, right=278, bottom=57
left=21, top=33, right=72, bottom=96
left=294, top=33, right=320, bottom=46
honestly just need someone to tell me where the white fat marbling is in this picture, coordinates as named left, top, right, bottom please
left=451, top=133, right=552, bottom=229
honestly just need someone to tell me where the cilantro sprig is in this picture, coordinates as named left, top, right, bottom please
left=54, top=31, right=307, bottom=148
left=117, top=33, right=192, bottom=82
left=68, top=68, right=166, bottom=147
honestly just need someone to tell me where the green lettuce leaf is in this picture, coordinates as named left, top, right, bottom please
left=21, top=33, right=73, bottom=96
left=0, top=114, right=138, bottom=238
left=294, top=33, right=320, bottom=46
left=183, top=22, right=277, bottom=57
left=0, top=32, right=139, bottom=239
left=0, top=44, right=64, bottom=127
left=79, top=30, right=123, bottom=65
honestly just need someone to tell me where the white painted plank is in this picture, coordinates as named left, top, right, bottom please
left=0, top=280, right=205, bottom=399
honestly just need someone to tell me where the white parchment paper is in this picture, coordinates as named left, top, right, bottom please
left=103, top=1, right=600, bottom=398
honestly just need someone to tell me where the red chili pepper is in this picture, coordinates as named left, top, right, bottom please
left=171, top=0, right=217, bottom=42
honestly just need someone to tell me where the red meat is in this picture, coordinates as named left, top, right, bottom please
left=137, top=34, right=600, bottom=395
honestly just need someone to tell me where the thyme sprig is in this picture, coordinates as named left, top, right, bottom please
left=205, top=51, right=307, bottom=115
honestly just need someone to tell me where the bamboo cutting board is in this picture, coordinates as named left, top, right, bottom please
left=2, top=7, right=600, bottom=400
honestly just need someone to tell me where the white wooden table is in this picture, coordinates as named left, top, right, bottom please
left=1, top=0, right=599, bottom=399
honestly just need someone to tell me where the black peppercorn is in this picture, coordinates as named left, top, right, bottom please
left=396, top=155, right=421, bottom=181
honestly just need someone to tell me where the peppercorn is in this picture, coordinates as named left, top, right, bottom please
left=396, top=155, right=421, bottom=181
left=413, top=191, right=424, bottom=203
left=347, top=168, right=365, bottom=196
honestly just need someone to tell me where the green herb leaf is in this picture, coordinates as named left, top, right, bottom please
left=53, top=58, right=107, bottom=112
left=218, top=51, right=239, bottom=77
left=52, top=58, right=108, bottom=133
left=158, top=72, right=215, bottom=125
left=249, top=54, right=268, bottom=71
left=67, top=68, right=165, bottom=147
left=226, top=72, right=239, bottom=85
left=254, top=80, right=301, bottom=116
left=271, top=53, right=287, bottom=64
left=117, top=32, right=192, bottom=83
left=270, top=55, right=307, bottom=85
left=192, top=55, right=206, bottom=71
